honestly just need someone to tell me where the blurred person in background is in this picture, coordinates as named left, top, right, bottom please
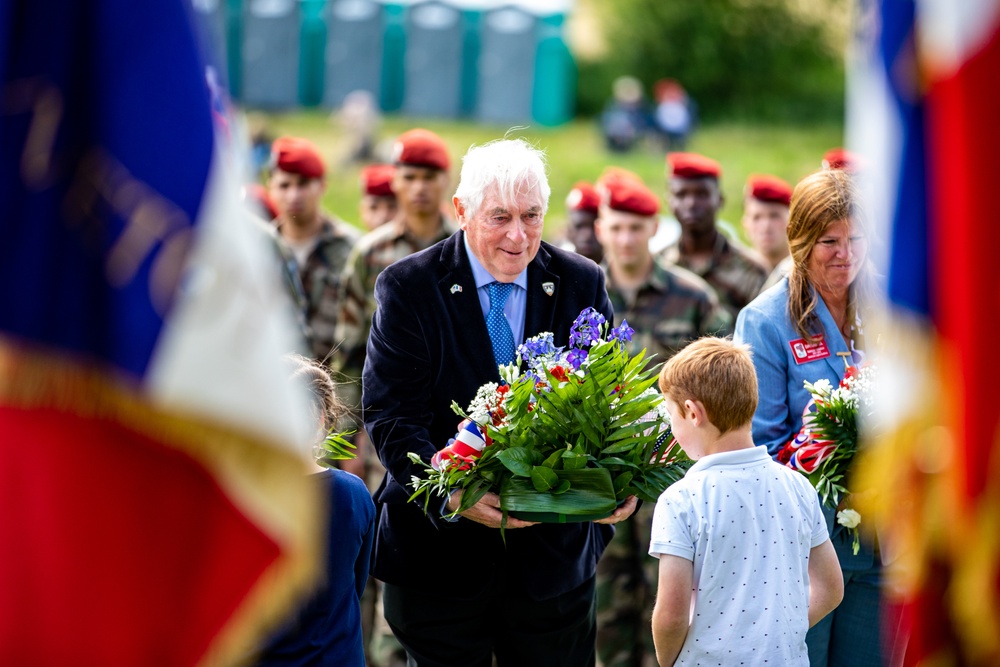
left=742, top=173, right=793, bottom=272
left=335, top=128, right=456, bottom=437
left=247, top=112, right=274, bottom=179
left=560, top=180, right=604, bottom=264
left=822, top=147, right=863, bottom=172
left=659, top=152, right=768, bottom=319
left=268, top=136, right=360, bottom=363
left=744, top=173, right=795, bottom=295
left=358, top=164, right=398, bottom=232
left=600, top=76, right=651, bottom=153
left=595, top=168, right=733, bottom=364
left=652, top=78, right=697, bottom=152
left=333, top=89, right=380, bottom=166
left=240, top=182, right=310, bottom=348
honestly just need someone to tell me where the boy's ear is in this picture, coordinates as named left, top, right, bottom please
left=684, top=399, right=708, bottom=427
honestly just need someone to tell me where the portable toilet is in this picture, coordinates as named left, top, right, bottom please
left=476, top=5, right=536, bottom=124
left=323, top=0, right=385, bottom=108
left=402, top=0, right=465, bottom=118
left=241, top=0, right=301, bottom=108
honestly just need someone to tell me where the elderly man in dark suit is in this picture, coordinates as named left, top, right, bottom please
left=362, top=138, right=637, bottom=666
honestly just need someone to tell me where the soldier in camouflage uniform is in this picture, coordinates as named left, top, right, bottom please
left=334, top=128, right=456, bottom=431
left=741, top=173, right=792, bottom=273
left=268, top=136, right=360, bottom=364
left=658, top=152, right=768, bottom=320
left=333, top=129, right=455, bottom=667
left=591, top=169, right=732, bottom=667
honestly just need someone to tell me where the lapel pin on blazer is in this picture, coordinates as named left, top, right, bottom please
left=542, top=282, right=555, bottom=296
left=450, top=284, right=462, bottom=294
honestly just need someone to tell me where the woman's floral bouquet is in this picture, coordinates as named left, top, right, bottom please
left=407, top=307, right=691, bottom=524
left=777, top=363, right=877, bottom=553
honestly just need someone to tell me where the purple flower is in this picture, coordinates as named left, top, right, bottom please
left=610, top=320, right=634, bottom=344
left=569, top=308, right=606, bottom=350
left=567, top=347, right=589, bottom=370
left=518, top=332, right=560, bottom=364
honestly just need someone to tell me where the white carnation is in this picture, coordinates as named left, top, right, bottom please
left=836, top=508, right=862, bottom=529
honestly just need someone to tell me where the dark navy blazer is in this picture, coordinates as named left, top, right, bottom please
left=362, top=231, right=615, bottom=600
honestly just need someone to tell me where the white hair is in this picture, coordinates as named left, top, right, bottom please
left=453, top=138, right=551, bottom=219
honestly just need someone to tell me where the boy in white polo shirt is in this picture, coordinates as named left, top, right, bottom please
left=649, top=338, right=844, bottom=666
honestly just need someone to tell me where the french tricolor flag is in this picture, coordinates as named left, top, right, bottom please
left=849, top=0, right=1000, bottom=663
left=431, top=420, right=488, bottom=471
left=0, top=1, right=322, bottom=664
left=453, top=419, right=489, bottom=455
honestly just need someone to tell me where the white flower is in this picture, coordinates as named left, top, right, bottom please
left=809, top=378, right=833, bottom=397
left=498, top=363, right=521, bottom=386
left=836, top=508, right=862, bottom=529
left=829, top=387, right=859, bottom=410
left=467, top=382, right=500, bottom=424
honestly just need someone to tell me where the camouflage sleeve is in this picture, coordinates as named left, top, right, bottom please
left=332, top=246, right=369, bottom=415
left=699, top=289, right=734, bottom=338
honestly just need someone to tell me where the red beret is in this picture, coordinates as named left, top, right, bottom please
left=360, top=164, right=396, bottom=197
left=667, top=152, right=722, bottom=179
left=271, top=136, right=325, bottom=179
left=822, top=148, right=862, bottom=172
left=745, top=174, right=792, bottom=206
left=391, top=128, right=450, bottom=171
left=597, top=168, right=660, bottom=217
left=565, top=181, right=601, bottom=213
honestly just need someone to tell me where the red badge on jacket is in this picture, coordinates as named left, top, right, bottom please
left=788, top=337, right=831, bottom=364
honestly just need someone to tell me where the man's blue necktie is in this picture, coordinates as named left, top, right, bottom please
left=487, top=282, right=517, bottom=367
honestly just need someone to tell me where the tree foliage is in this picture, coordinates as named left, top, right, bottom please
left=584, top=0, right=846, bottom=122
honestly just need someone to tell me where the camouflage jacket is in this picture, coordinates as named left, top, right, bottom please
left=603, top=259, right=733, bottom=365
left=279, top=214, right=360, bottom=363
left=333, top=216, right=458, bottom=409
left=658, top=230, right=768, bottom=320
left=254, top=215, right=311, bottom=353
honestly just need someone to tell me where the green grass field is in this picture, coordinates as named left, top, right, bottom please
left=251, top=111, right=843, bottom=242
